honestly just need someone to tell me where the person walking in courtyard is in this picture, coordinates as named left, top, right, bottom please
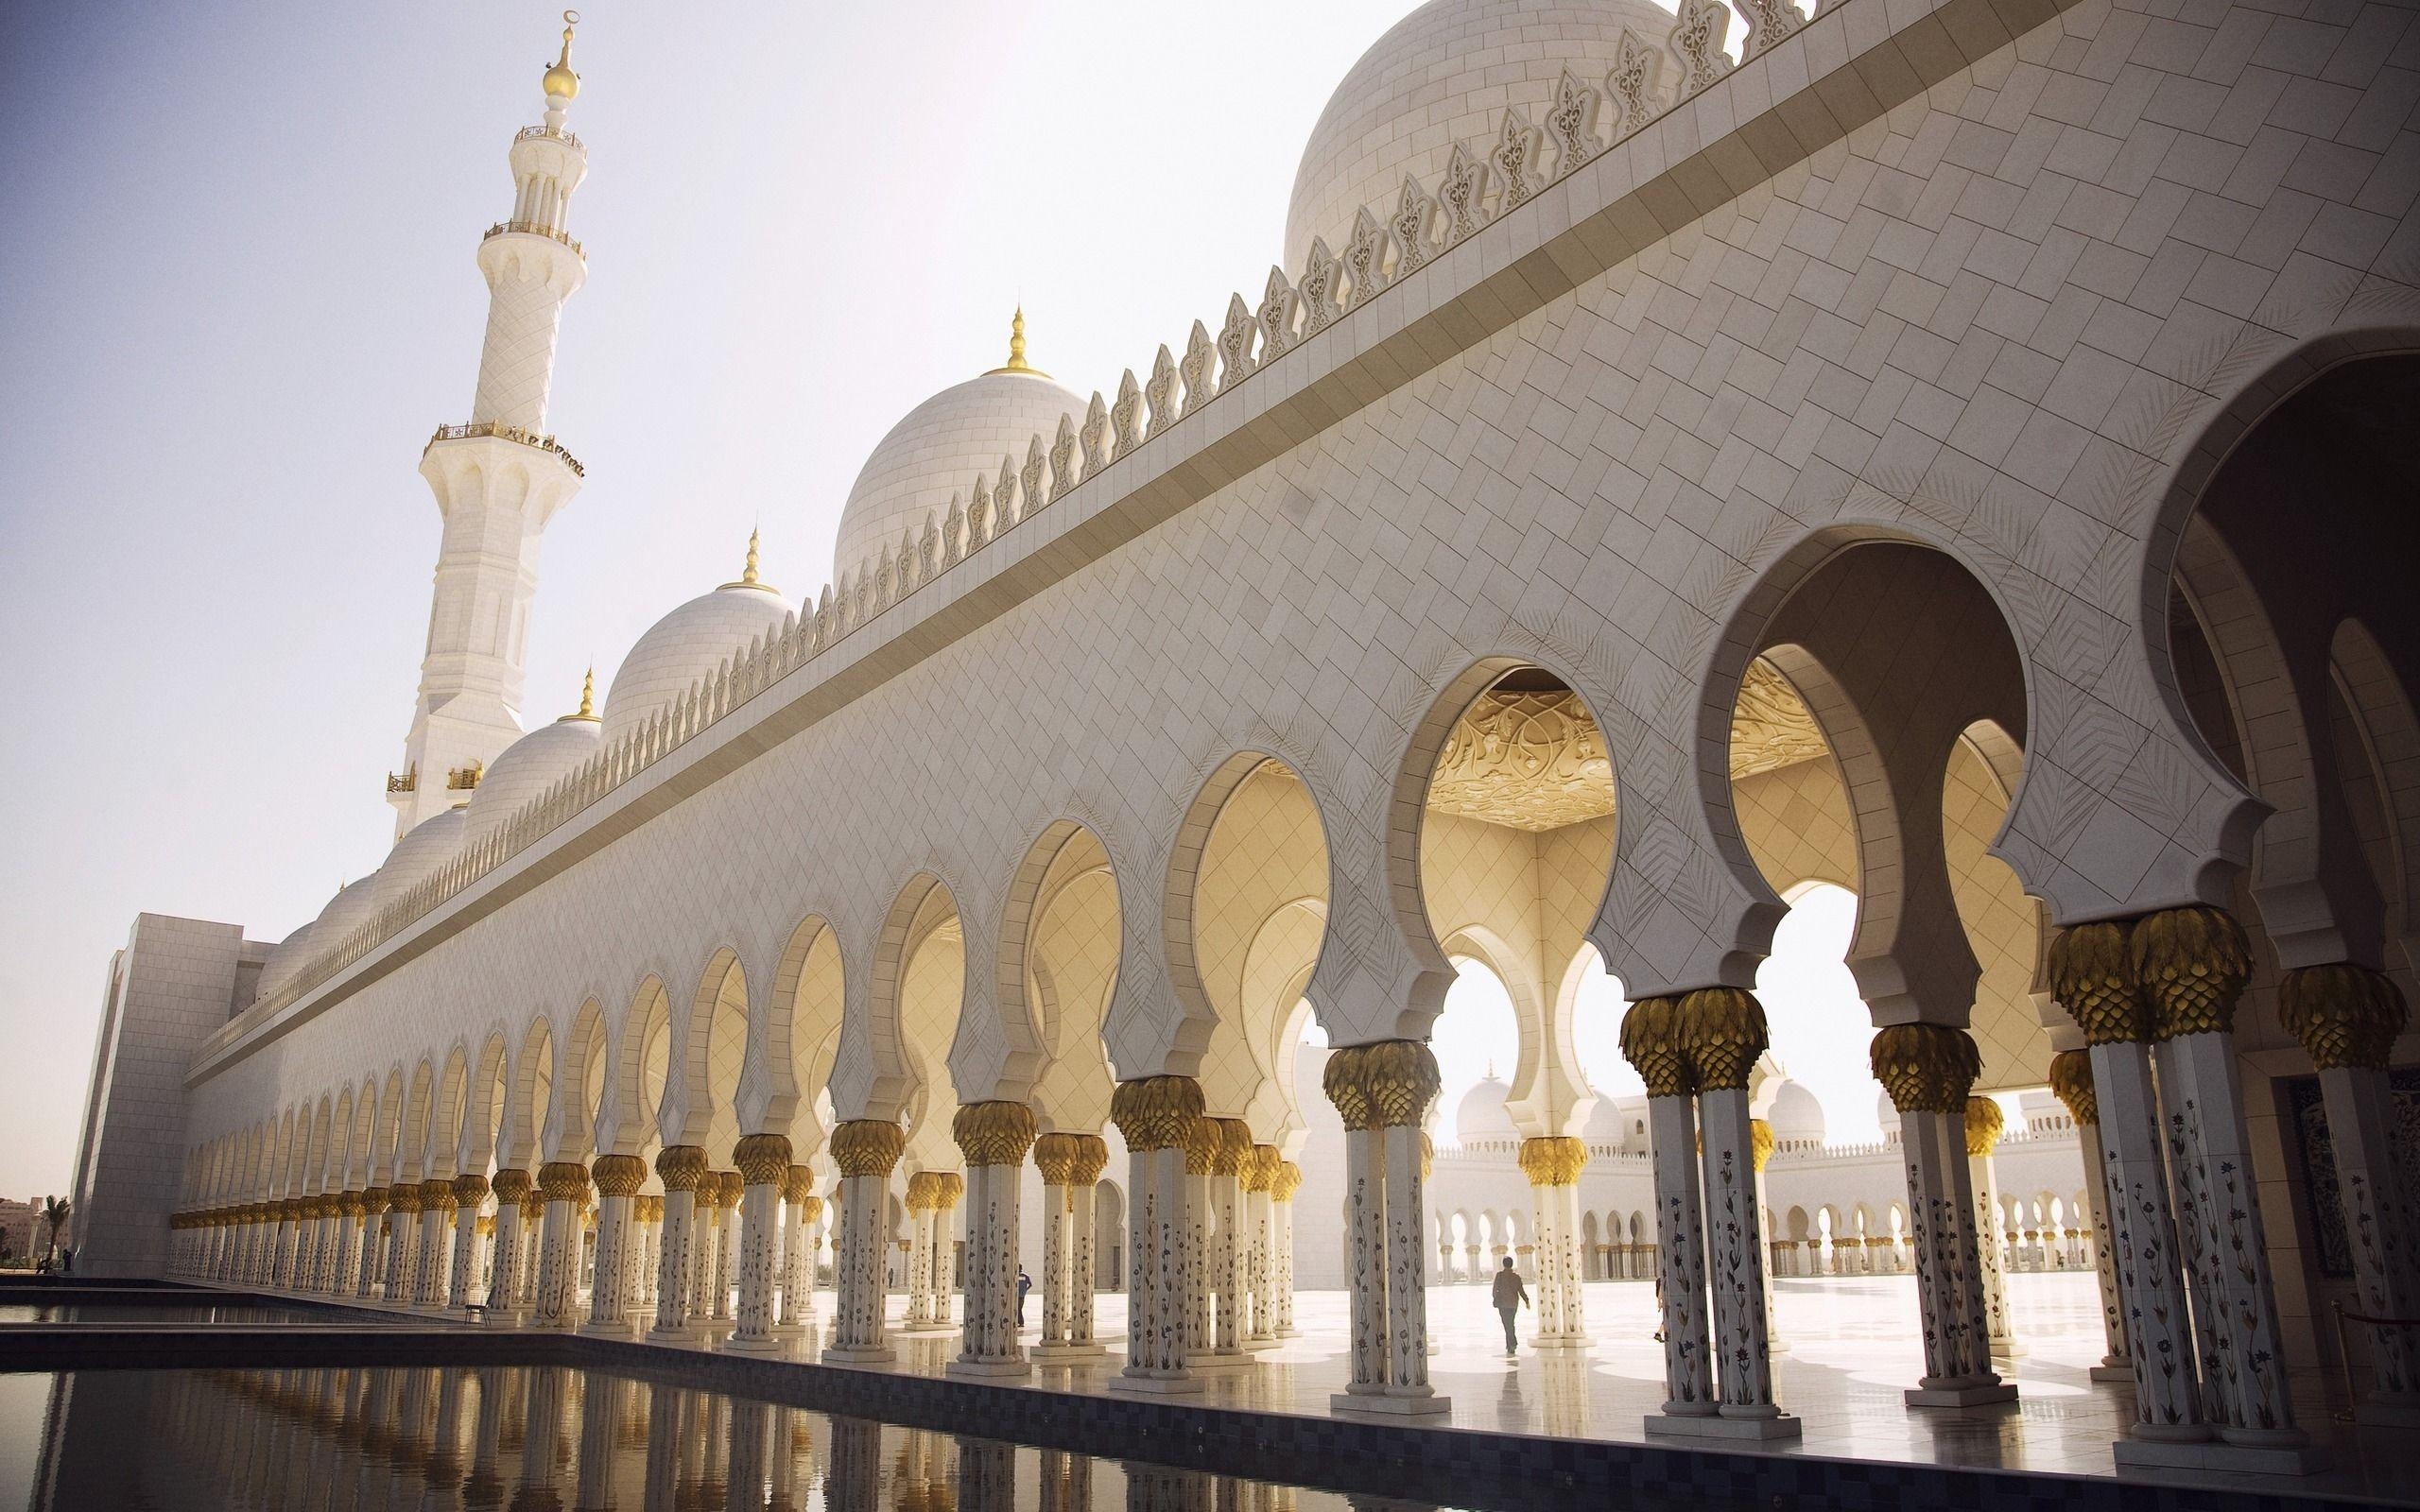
left=1492, top=1255, right=1528, bottom=1354
left=1016, top=1266, right=1032, bottom=1327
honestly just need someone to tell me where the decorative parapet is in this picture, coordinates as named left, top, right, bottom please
left=226, top=0, right=1872, bottom=1047
left=483, top=220, right=584, bottom=257
left=513, top=124, right=584, bottom=152
left=424, top=421, right=585, bottom=477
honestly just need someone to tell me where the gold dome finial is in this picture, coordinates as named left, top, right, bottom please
left=544, top=11, right=581, bottom=100
left=723, top=528, right=777, bottom=593
left=985, top=306, right=1049, bottom=378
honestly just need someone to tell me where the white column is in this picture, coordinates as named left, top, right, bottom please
left=726, top=1135, right=792, bottom=1354
left=1521, top=1137, right=1589, bottom=1349
left=1963, top=1099, right=2025, bottom=1361
left=949, top=1103, right=1035, bottom=1379
left=384, top=1192, right=419, bottom=1301
left=485, top=1174, right=529, bottom=1317
left=1245, top=1144, right=1278, bottom=1348
left=1108, top=1076, right=1202, bottom=1394
left=530, top=1162, right=589, bottom=1328
left=1696, top=1074, right=1789, bottom=1432
left=582, top=1155, right=644, bottom=1336
left=1273, top=1161, right=1300, bottom=1337
left=776, top=1166, right=816, bottom=1335
left=823, top=1121, right=904, bottom=1365
left=649, top=1147, right=707, bottom=1341
left=447, top=1177, right=488, bottom=1311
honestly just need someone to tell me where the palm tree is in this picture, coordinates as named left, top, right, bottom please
left=39, top=1196, right=68, bottom=1267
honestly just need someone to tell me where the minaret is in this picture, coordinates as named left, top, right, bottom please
left=390, top=15, right=592, bottom=837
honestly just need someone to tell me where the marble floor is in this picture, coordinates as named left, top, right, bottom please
left=218, top=1272, right=2420, bottom=1503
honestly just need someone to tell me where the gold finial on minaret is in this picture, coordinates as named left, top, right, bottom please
left=544, top=10, right=581, bottom=100
left=562, top=666, right=597, bottom=722
left=723, top=528, right=777, bottom=593
left=986, top=307, right=1048, bottom=378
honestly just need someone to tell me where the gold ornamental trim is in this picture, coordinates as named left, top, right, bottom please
left=2048, top=919, right=2149, bottom=1045
left=714, top=1171, right=746, bottom=1207
left=591, top=1154, right=648, bottom=1197
left=475, top=1214, right=495, bottom=1236
left=1271, top=1160, right=1303, bottom=1202
left=489, top=1170, right=532, bottom=1204
left=360, top=1186, right=391, bottom=1213
left=2278, top=962, right=2407, bottom=1072
left=1110, top=1075, right=1205, bottom=1152
left=782, top=1163, right=818, bottom=1204
left=451, top=1173, right=490, bottom=1206
left=2132, top=904, right=2250, bottom=1040
left=420, top=1177, right=458, bottom=1211
left=952, top=1102, right=1038, bottom=1168
left=1183, top=1114, right=1220, bottom=1176
left=1212, top=1118, right=1254, bottom=1177
left=1518, top=1135, right=1586, bottom=1187
left=1034, top=1131, right=1086, bottom=1185
left=906, top=1170, right=941, bottom=1211
left=1620, top=996, right=1694, bottom=1098
left=1749, top=1118, right=1775, bottom=1173
left=1242, top=1143, right=1281, bottom=1194
left=388, top=1186, right=423, bottom=1216
left=1323, top=1040, right=1442, bottom=1130
left=635, top=1194, right=663, bottom=1223
left=2047, top=1050, right=2098, bottom=1127
left=1680, top=988, right=1768, bottom=1091
left=654, top=1144, right=711, bottom=1191
left=800, top=1194, right=823, bottom=1225
left=932, top=1171, right=963, bottom=1211
left=734, top=1133, right=794, bottom=1186
left=830, top=1120, right=907, bottom=1178
left=1869, top=1022, right=1979, bottom=1114
left=537, top=1160, right=592, bottom=1203
left=1068, top=1133, right=1109, bottom=1186
left=1962, top=1095, right=2004, bottom=1157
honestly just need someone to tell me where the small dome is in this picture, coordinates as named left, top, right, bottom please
left=833, top=334, right=1082, bottom=588
left=307, top=876, right=381, bottom=957
left=374, top=807, right=469, bottom=913
left=255, top=918, right=319, bottom=999
left=603, top=579, right=796, bottom=747
left=465, top=711, right=602, bottom=843
left=1454, top=1073, right=1519, bottom=1144
left=1767, top=1080, right=1825, bottom=1144
left=1285, top=0, right=1679, bottom=275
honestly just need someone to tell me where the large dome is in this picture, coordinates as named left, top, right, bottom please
left=255, top=918, right=319, bottom=1001
left=373, top=806, right=469, bottom=912
left=603, top=574, right=796, bottom=747
left=1285, top=0, right=1678, bottom=275
left=1453, top=1072, right=1520, bottom=1144
left=1767, top=1079, right=1825, bottom=1145
left=833, top=326, right=1081, bottom=588
left=465, top=702, right=603, bottom=843
left=307, top=876, right=381, bottom=957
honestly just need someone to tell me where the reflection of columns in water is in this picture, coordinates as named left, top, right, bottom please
left=517, top=1367, right=570, bottom=1503
left=1109, top=1074, right=1205, bottom=1393
left=1872, top=1022, right=2014, bottom=1408
left=584, top=1155, right=646, bottom=1334
left=1519, top=1135, right=1588, bottom=1348
left=2279, top=962, right=2420, bottom=1424
left=466, top=1367, right=508, bottom=1506
left=642, top=1383, right=688, bottom=1508
left=651, top=1146, right=709, bottom=1339
left=487, top=1172, right=530, bottom=1314
left=952, top=1102, right=1038, bottom=1377
left=729, top=1134, right=793, bottom=1350
left=825, top=1119, right=906, bottom=1363
left=725, top=1397, right=773, bottom=1510
left=574, top=1373, right=623, bottom=1509
left=957, top=1435, right=1017, bottom=1512
left=1962, top=1098, right=2024, bottom=1360
left=825, top=1415, right=882, bottom=1512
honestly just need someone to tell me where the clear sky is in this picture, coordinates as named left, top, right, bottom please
left=0, top=0, right=1959, bottom=1206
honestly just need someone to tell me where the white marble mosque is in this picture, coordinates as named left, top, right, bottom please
left=61, top=0, right=2420, bottom=1485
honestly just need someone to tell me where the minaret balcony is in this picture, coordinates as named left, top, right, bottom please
left=483, top=220, right=584, bottom=259
left=513, top=124, right=584, bottom=152
left=423, top=421, right=585, bottom=478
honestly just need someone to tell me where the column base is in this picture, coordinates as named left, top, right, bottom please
left=899, top=1323, right=958, bottom=1337
left=647, top=1324, right=703, bottom=1346
left=1277, top=1327, right=1303, bottom=1338
left=1988, top=1336, right=2030, bottom=1360
left=772, top=1321, right=809, bottom=1339
left=1243, top=1335, right=1282, bottom=1352
left=1766, top=1336, right=1790, bottom=1356
left=1530, top=1332, right=1591, bottom=1352
left=1111, top=1372, right=1203, bottom=1396
left=1029, top=1341, right=1109, bottom=1363
left=2089, top=1363, right=2135, bottom=1383
left=1645, top=1411, right=1802, bottom=1441
left=576, top=1318, right=637, bottom=1341
left=1331, top=1390, right=1450, bottom=1418
left=946, top=1357, right=1032, bottom=1380
left=821, top=1345, right=896, bottom=1366
left=2114, top=1436, right=2324, bottom=1476
left=721, top=1333, right=788, bottom=1356
left=1184, top=1350, right=1255, bottom=1372
left=1905, top=1381, right=2018, bottom=1407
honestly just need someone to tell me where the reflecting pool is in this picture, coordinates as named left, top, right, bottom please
left=1, top=1367, right=1458, bottom=1510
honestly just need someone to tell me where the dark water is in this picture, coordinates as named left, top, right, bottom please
left=2, top=1367, right=1446, bottom=1510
